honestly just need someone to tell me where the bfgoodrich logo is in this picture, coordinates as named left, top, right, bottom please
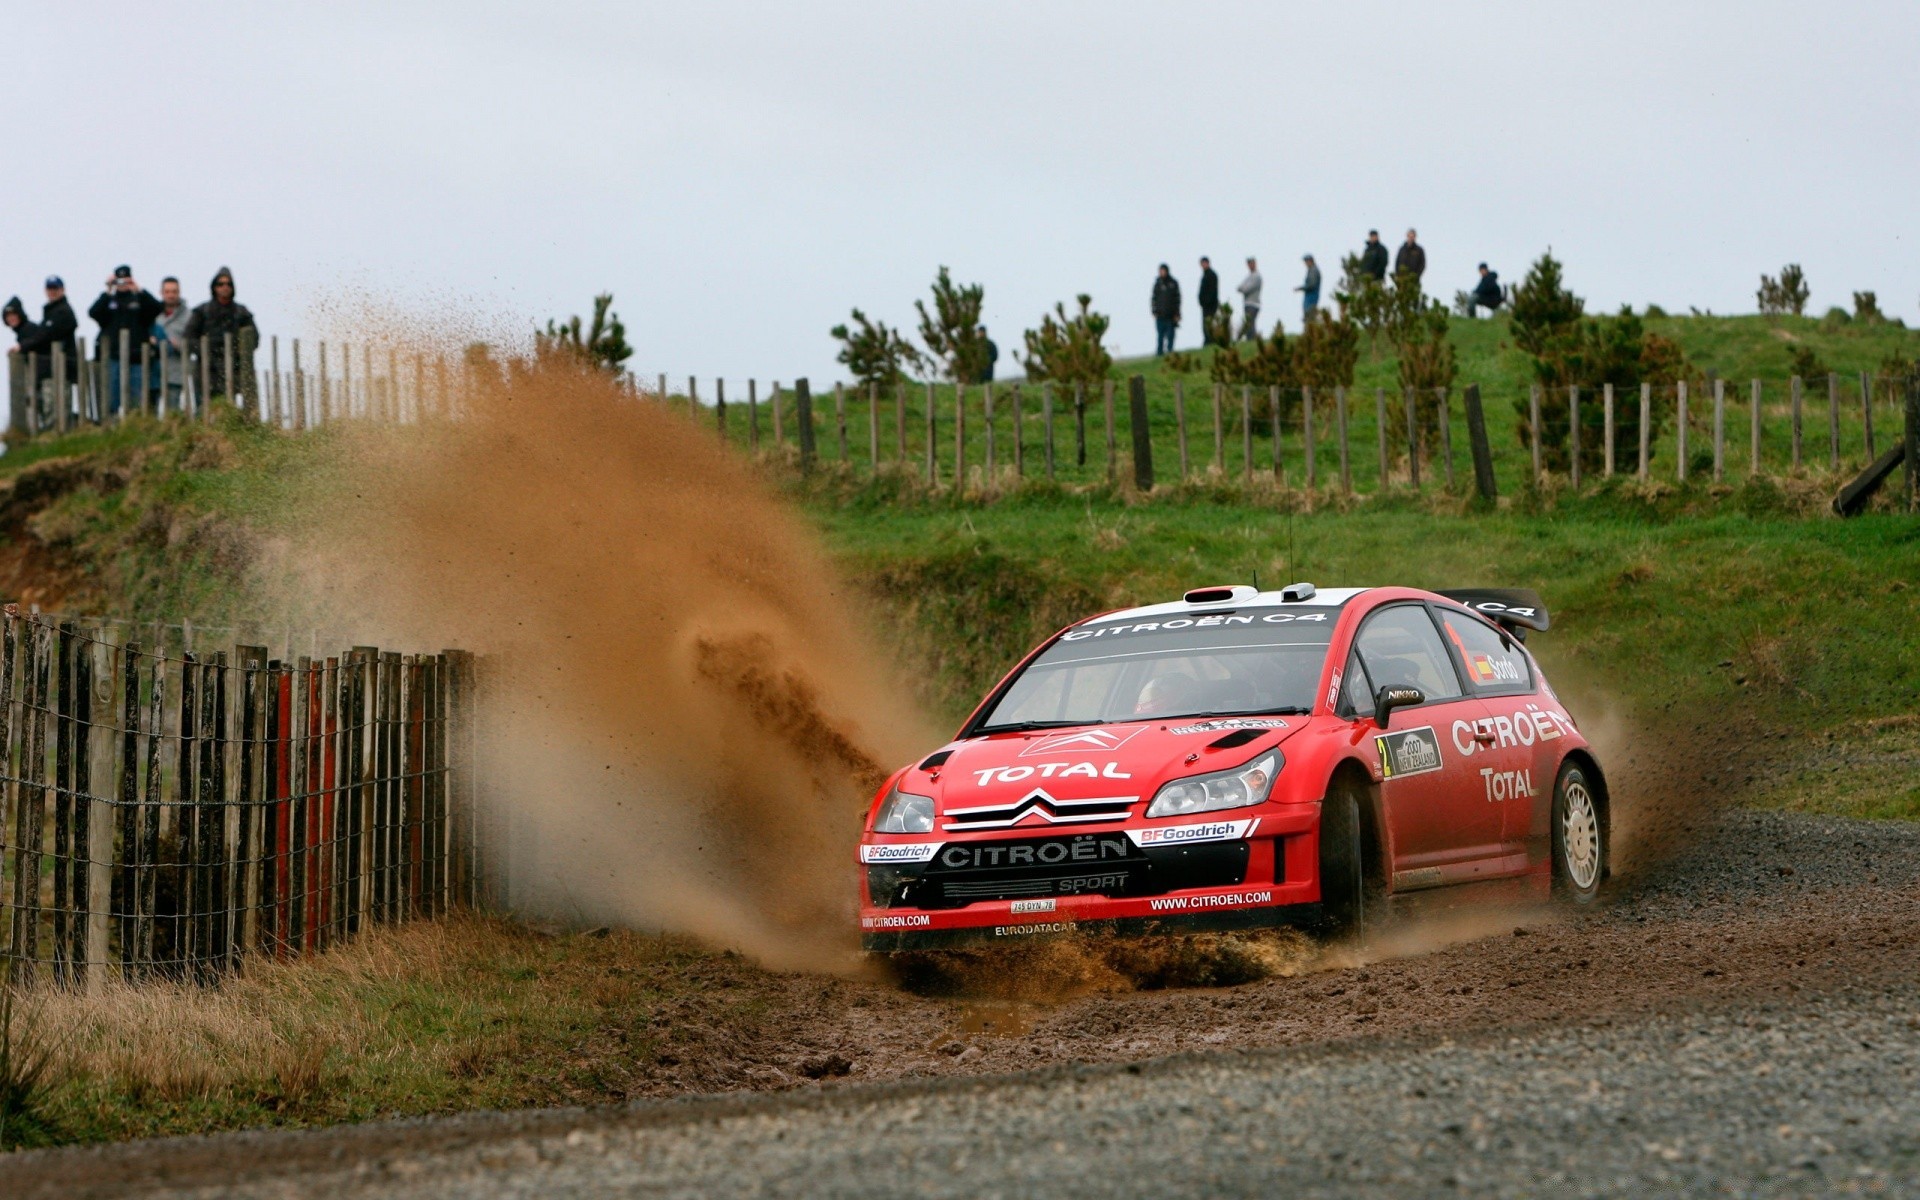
left=1376, top=725, right=1443, bottom=779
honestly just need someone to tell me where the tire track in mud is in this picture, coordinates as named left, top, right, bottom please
left=10, top=809, right=1920, bottom=1197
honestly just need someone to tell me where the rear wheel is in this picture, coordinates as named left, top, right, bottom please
left=1318, top=776, right=1372, bottom=941
left=1551, top=761, right=1604, bottom=904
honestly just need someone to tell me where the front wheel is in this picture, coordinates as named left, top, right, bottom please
left=1318, top=777, right=1372, bottom=941
left=1551, top=761, right=1605, bottom=904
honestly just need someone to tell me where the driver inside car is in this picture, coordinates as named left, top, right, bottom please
left=1133, top=672, right=1201, bottom=718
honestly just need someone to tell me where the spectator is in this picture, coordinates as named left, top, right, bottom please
left=1151, top=263, right=1181, bottom=356
left=89, top=265, right=162, bottom=415
left=5, top=296, right=51, bottom=426
left=183, top=266, right=257, bottom=405
left=1236, top=257, right=1262, bottom=340
left=12, top=277, right=78, bottom=422
left=1394, top=228, right=1426, bottom=282
left=1197, top=257, right=1219, bottom=345
left=1297, top=255, right=1321, bottom=319
left=1471, top=263, right=1503, bottom=317
left=154, top=277, right=190, bottom=409
left=1359, top=230, right=1389, bottom=284
left=977, top=325, right=997, bottom=384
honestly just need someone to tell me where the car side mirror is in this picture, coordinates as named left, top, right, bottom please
left=1374, top=685, right=1425, bottom=729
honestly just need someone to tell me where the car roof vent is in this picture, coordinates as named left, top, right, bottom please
left=1183, top=584, right=1258, bottom=605
left=1279, top=582, right=1317, bottom=602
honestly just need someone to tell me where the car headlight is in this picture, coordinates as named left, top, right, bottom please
left=872, top=785, right=935, bottom=834
left=1145, top=753, right=1280, bottom=818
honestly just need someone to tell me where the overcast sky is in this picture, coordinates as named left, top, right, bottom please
left=4, top=2, right=1915, bottom=385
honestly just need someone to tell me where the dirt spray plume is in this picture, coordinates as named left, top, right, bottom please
left=282, top=354, right=940, bottom=970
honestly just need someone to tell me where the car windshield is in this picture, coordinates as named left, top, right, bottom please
left=977, top=608, right=1339, bottom=731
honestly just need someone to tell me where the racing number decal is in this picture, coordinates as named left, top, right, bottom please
left=1376, top=725, right=1444, bottom=780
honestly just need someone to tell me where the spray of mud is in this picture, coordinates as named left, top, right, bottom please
left=276, top=354, right=940, bottom=971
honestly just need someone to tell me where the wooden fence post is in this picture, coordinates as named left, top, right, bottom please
left=925, top=381, right=936, bottom=486
left=140, top=338, right=153, bottom=418
left=1174, top=381, right=1189, bottom=480
left=117, top=329, right=132, bottom=421
left=896, top=380, right=907, bottom=464
left=53, top=343, right=68, bottom=433
left=1074, top=380, right=1089, bottom=468
left=1007, top=384, right=1021, bottom=478
left=716, top=378, right=727, bottom=440
left=1569, top=386, right=1581, bottom=491
left=953, top=382, right=966, bottom=493
left=1677, top=380, right=1689, bottom=482
left=1043, top=383, right=1057, bottom=480
left=772, top=380, right=784, bottom=448
left=1437, top=388, right=1455, bottom=491
left=1376, top=387, right=1390, bottom=490
left=1529, top=384, right=1542, bottom=484
left=1860, top=371, right=1875, bottom=460
left=1103, top=379, right=1116, bottom=482
left=1639, top=382, right=1651, bottom=481
left=1303, top=386, right=1316, bottom=491
left=319, top=341, right=331, bottom=427
left=1270, top=387, right=1284, bottom=485
left=1827, top=373, right=1840, bottom=470
left=835, top=383, right=849, bottom=463
left=1464, top=383, right=1497, bottom=501
left=983, top=383, right=996, bottom=477
left=1603, top=383, right=1615, bottom=476
left=794, top=378, right=816, bottom=473
left=1713, top=378, right=1726, bottom=482
left=1336, top=385, right=1351, bottom=492
left=1790, top=375, right=1803, bottom=469
left=1210, top=383, right=1224, bottom=472
left=748, top=379, right=760, bottom=452
left=1239, top=385, right=1252, bottom=483
left=1906, top=378, right=1919, bottom=512
left=1750, top=380, right=1763, bottom=476
left=867, top=383, right=879, bottom=472
left=1128, top=375, right=1153, bottom=491
left=84, top=634, right=117, bottom=986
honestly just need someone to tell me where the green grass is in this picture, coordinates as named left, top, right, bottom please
left=691, top=312, right=1920, bottom=501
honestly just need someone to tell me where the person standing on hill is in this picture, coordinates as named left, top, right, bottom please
left=1471, top=263, right=1503, bottom=316
left=1359, top=230, right=1389, bottom=283
left=1297, top=255, right=1322, bottom=319
left=155, top=277, right=190, bottom=409
left=183, top=266, right=257, bottom=405
left=1394, top=229, right=1426, bottom=282
left=1151, top=263, right=1181, bottom=355
left=1236, top=257, right=1262, bottom=340
left=13, top=277, right=78, bottom=421
left=89, top=265, right=162, bottom=415
left=1197, top=257, right=1219, bottom=345
left=5, top=296, right=52, bottom=426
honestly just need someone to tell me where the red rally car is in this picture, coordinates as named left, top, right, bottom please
left=859, top=583, right=1608, bottom=951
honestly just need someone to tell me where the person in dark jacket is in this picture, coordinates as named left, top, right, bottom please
left=89, top=265, right=163, bottom=415
left=1197, top=257, right=1219, bottom=345
left=12, top=278, right=78, bottom=423
left=1151, top=264, right=1181, bottom=356
left=1359, top=230, right=1389, bottom=283
left=183, top=266, right=258, bottom=406
left=1296, top=255, right=1322, bottom=318
left=1394, top=229, right=1427, bottom=282
left=977, top=326, right=997, bottom=384
left=1471, top=263, right=1503, bottom=316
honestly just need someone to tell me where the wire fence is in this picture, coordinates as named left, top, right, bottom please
left=0, top=605, right=479, bottom=988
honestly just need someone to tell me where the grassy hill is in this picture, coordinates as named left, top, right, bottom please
left=704, top=312, right=1920, bottom=499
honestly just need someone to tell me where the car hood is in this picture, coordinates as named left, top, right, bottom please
left=914, top=716, right=1304, bottom=832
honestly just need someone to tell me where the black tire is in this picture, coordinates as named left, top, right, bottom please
left=1318, top=776, right=1371, bottom=941
left=1551, top=761, right=1605, bottom=904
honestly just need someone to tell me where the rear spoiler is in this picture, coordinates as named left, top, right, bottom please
left=1435, top=588, right=1550, bottom=637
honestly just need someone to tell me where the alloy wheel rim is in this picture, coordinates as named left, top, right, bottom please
left=1561, top=778, right=1600, bottom=890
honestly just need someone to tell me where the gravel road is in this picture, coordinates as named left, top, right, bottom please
left=12, top=809, right=1920, bottom=1198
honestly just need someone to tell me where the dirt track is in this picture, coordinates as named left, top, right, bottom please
left=10, top=808, right=1920, bottom=1197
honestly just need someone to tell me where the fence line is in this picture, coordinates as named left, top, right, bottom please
left=7, top=343, right=1918, bottom=510
left=0, top=605, right=479, bottom=988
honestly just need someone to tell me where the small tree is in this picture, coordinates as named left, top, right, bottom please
left=1203, top=304, right=1235, bottom=350
left=830, top=309, right=925, bottom=391
left=1019, top=294, right=1112, bottom=392
left=1853, top=291, right=1885, bottom=324
left=1334, top=253, right=1391, bottom=356
left=1757, top=264, right=1810, bottom=316
left=1396, top=298, right=1458, bottom=445
left=915, top=267, right=990, bottom=383
left=540, top=293, right=633, bottom=373
left=1291, top=309, right=1360, bottom=393
left=1786, top=343, right=1830, bottom=383
left=1509, top=252, right=1585, bottom=367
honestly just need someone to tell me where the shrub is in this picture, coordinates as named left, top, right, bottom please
left=915, top=267, right=991, bottom=383
left=1333, top=254, right=1391, bottom=356
left=1645, top=303, right=1669, bottom=318
left=830, top=309, right=926, bottom=392
left=1821, top=307, right=1852, bottom=328
left=1019, top=294, right=1112, bottom=393
left=1757, top=264, right=1809, bottom=316
left=1162, top=350, right=1199, bottom=375
left=1211, top=325, right=1295, bottom=393
left=1877, top=350, right=1916, bottom=405
left=538, top=293, right=633, bottom=374
left=1291, top=309, right=1360, bottom=393
left=1203, top=304, right=1235, bottom=350
left=1853, top=291, right=1885, bottom=324
left=1787, top=344, right=1831, bottom=382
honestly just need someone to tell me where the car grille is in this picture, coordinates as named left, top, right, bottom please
left=867, top=832, right=1255, bottom=910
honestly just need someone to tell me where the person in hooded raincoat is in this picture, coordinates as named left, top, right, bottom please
left=183, top=265, right=258, bottom=405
